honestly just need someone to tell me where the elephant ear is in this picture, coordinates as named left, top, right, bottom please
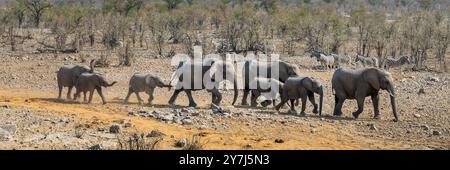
left=145, top=76, right=153, bottom=86
left=301, top=77, right=313, bottom=91
left=363, top=69, right=380, bottom=90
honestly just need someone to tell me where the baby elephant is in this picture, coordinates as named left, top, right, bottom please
left=249, top=77, right=284, bottom=107
left=74, top=73, right=117, bottom=104
left=124, top=73, right=171, bottom=105
left=275, top=77, right=323, bottom=116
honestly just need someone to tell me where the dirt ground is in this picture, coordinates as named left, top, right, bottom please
left=0, top=51, right=449, bottom=150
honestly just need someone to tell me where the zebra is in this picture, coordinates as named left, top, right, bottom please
left=331, top=53, right=352, bottom=67
left=355, top=55, right=378, bottom=68
left=384, top=56, right=410, bottom=70
left=311, top=51, right=335, bottom=69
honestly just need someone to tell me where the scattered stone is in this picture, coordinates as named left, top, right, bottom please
left=175, top=138, right=187, bottom=147
left=182, top=118, right=194, bottom=125
left=113, top=119, right=125, bottom=124
left=413, top=114, right=421, bottom=118
left=244, top=144, right=252, bottom=149
left=432, top=130, right=442, bottom=136
left=147, top=130, right=165, bottom=137
left=211, top=103, right=230, bottom=115
left=123, top=122, right=132, bottom=128
left=257, top=117, right=263, bottom=121
left=1, top=105, right=11, bottom=109
left=274, top=139, right=284, bottom=143
left=160, top=114, right=174, bottom=122
left=368, top=124, right=378, bottom=131
left=128, top=111, right=135, bottom=116
left=109, top=125, right=120, bottom=134
left=320, top=118, right=325, bottom=121
left=0, top=124, right=17, bottom=140
left=88, top=144, right=104, bottom=150
left=310, top=128, right=317, bottom=133
left=421, top=125, right=430, bottom=131
left=428, top=77, right=440, bottom=82
left=418, top=88, right=426, bottom=95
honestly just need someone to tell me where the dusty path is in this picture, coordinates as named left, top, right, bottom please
left=0, top=88, right=413, bottom=150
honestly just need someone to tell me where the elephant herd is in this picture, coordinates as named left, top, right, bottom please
left=56, top=57, right=399, bottom=122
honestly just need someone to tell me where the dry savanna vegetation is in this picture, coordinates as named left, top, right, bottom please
left=0, top=0, right=449, bottom=150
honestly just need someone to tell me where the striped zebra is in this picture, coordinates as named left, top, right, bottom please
left=331, top=53, right=352, bottom=67
left=384, top=56, right=410, bottom=70
left=355, top=55, right=378, bottom=68
left=311, top=51, right=335, bottom=70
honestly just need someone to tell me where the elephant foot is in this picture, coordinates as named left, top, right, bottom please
left=333, top=110, right=343, bottom=116
left=261, top=100, right=272, bottom=107
left=102, top=102, right=107, bottom=105
left=241, top=101, right=249, bottom=106
left=373, top=114, right=381, bottom=120
left=287, top=110, right=296, bottom=115
left=312, top=108, right=319, bottom=114
left=188, top=102, right=198, bottom=108
left=352, top=111, right=361, bottom=119
left=299, top=111, right=306, bottom=117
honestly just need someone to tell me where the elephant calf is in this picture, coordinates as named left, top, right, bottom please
left=249, top=77, right=284, bottom=107
left=124, top=73, right=171, bottom=105
left=275, top=76, right=323, bottom=116
left=332, top=68, right=398, bottom=122
left=74, top=73, right=117, bottom=104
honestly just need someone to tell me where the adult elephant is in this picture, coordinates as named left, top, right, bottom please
left=241, top=59, right=300, bottom=106
left=57, top=60, right=95, bottom=100
left=168, top=58, right=238, bottom=107
left=332, top=68, right=399, bottom=122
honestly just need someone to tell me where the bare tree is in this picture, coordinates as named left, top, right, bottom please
left=23, top=0, right=52, bottom=28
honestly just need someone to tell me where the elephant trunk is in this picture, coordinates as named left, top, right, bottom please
left=106, top=81, right=117, bottom=87
left=319, top=86, right=323, bottom=116
left=388, top=86, right=399, bottom=122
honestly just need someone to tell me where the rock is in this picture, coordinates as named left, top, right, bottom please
left=413, top=114, right=421, bottom=118
left=274, top=139, right=284, bottom=143
left=0, top=105, right=11, bottom=109
left=320, top=118, right=325, bottom=121
left=88, top=144, right=104, bottom=150
left=139, top=109, right=147, bottom=114
left=368, top=124, right=378, bottom=131
left=310, top=129, right=317, bottom=133
left=428, top=77, right=440, bottom=82
left=211, top=103, right=230, bottom=115
left=175, top=139, right=187, bottom=147
left=244, top=144, right=252, bottom=149
left=421, top=125, right=430, bottom=131
left=109, top=125, right=120, bottom=134
left=147, top=130, right=165, bottom=137
left=418, top=88, right=426, bottom=95
left=113, top=119, right=125, bottom=124
left=160, top=114, right=174, bottom=122
left=128, top=111, right=135, bottom=116
left=123, top=122, right=132, bottom=128
left=182, top=118, right=194, bottom=125
left=257, top=117, right=263, bottom=121
left=432, top=130, right=442, bottom=136
left=191, top=111, right=200, bottom=116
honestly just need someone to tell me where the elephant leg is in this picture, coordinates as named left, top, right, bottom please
left=333, top=95, right=345, bottom=116
left=168, top=89, right=182, bottom=105
left=308, top=91, right=318, bottom=114
left=289, top=99, right=296, bottom=112
left=275, top=95, right=287, bottom=111
left=96, top=87, right=106, bottom=104
left=300, top=95, right=307, bottom=116
left=88, top=90, right=94, bottom=104
left=241, top=89, right=250, bottom=106
left=73, top=89, right=80, bottom=102
left=211, top=88, right=222, bottom=105
left=250, top=90, right=259, bottom=107
left=83, top=92, right=87, bottom=103
left=352, top=96, right=365, bottom=119
left=146, top=89, right=154, bottom=105
left=185, top=90, right=197, bottom=107
left=371, top=93, right=380, bottom=119
left=135, top=92, right=143, bottom=105
left=67, top=86, right=73, bottom=100
left=58, top=84, right=63, bottom=99
left=124, top=88, right=133, bottom=103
